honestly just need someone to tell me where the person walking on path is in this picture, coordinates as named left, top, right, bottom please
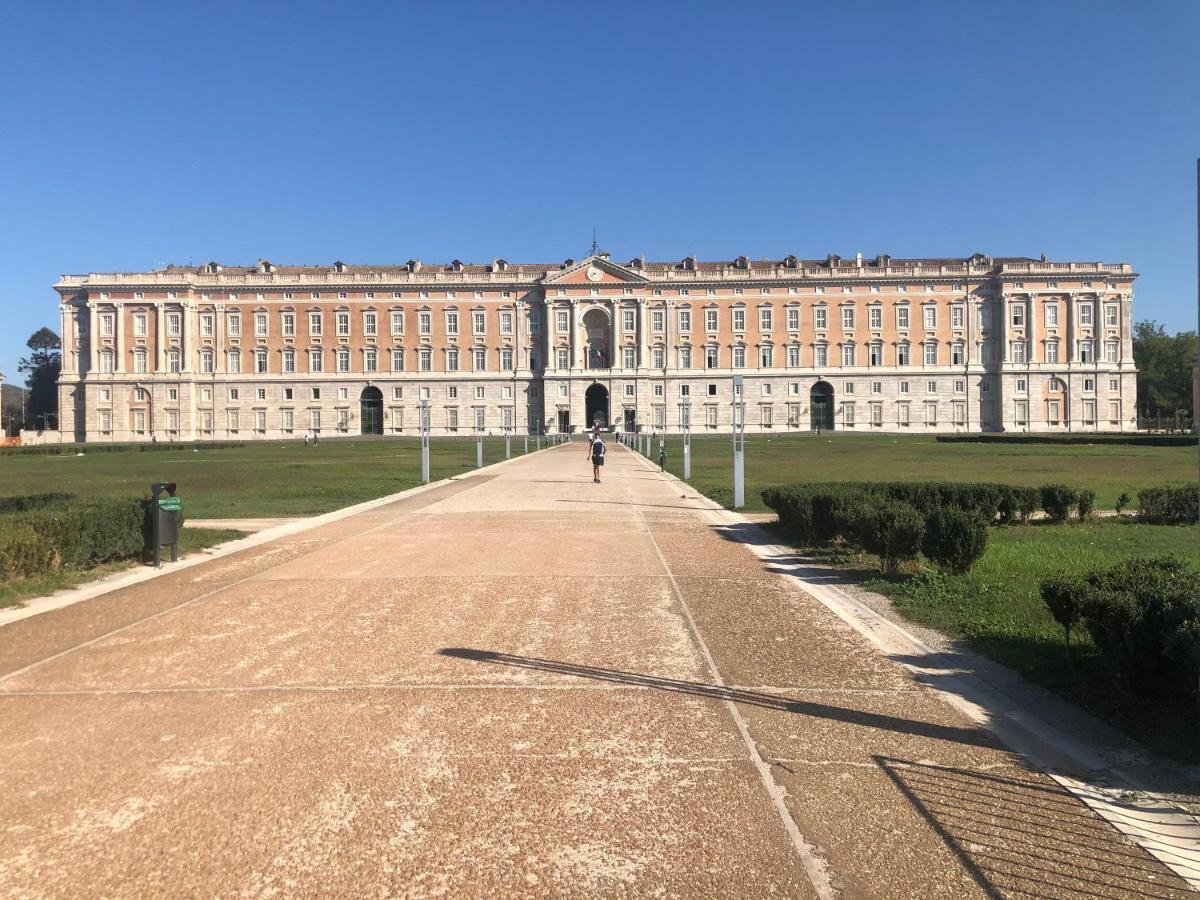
left=587, top=430, right=606, bottom=483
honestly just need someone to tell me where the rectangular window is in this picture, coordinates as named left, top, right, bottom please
left=1104, top=341, right=1118, bottom=363
left=445, top=311, right=459, bottom=335
left=814, top=344, right=828, bottom=367
left=1045, top=304, right=1059, bottom=327
left=100, top=313, right=114, bottom=337
left=167, top=312, right=181, bottom=336
left=1011, top=303, right=1025, bottom=327
left=1045, top=341, right=1059, bottom=364
left=704, top=309, right=718, bottom=332
left=1012, top=341, right=1026, bottom=364
left=1016, top=377, right=1027, bottom=393
left=842, top=402, right=855, bottom=426
left=623, top=347, right=637, bottom=369
left=557, top=347, right=570, bottom=369
left=868, top=344, right=882, bottom=366
left=954, top=378, right=965, bottom=394
left=759, top=345, right=772, bottom=368
left=335, top=312, right=350, bottom=337
left=473, top=311, right=486, bottom=334
left=679, top=309, right=691, bottom=332
left=624, top=309, right=636, bottom=333
left=200, top=314, right=213, bottom=337
left=365, top=349, right=378, bottom=373
left=282, top=313, right=296, bottom=336
left=705, top=346, right=719, bottom=369
left=897, top=403, right=909, bottom=426
left=951, top=305, right=964, bottom=329
left=651, top=310, right=665, bottom=332
left=391, top=348, right=405, bottom=371
left=1079, top=341, right=1094, bottom=363
left=896, top=306, right=909, bottom=329
left=500, top=348, right=514, bottom=370
left=1015, top=400, right=1028, bottom=425
left=952, top=401, right=965, bottom=425
left=556, top=310, right=569, bottom=333
left=732, top=308, right=746, bottom=331
left=133, top=313, right=147, bottom=337
left=390, top=311, right=404, bottom=335
left=418, top=311, right=431, bottom=335
left=870, top=404, right=882, bottom=426
left=1108, top=400, right=1120, bottom=422
left=786, top=307, right=800, bottom=331
left=926, top=380, right=937, bottom=394
left=923, top=307, right=936, bottom=330
left=255, top=313, right=268, bottom=337
left=841, top=344, right=855, bottom=367
left=1104, top=304, right=1118, bottom=327
left=924, top=401, right=938, bottom=426
left=500, top=311, right=513, bottom=335
left=841, top=307, right=855, bottom=330
left=309, top=312, right=323, bottom=336
left=282, top=409, right=294, bottom=432
left=473, top=348, right=486, bottom=372
left=814, top=307, right=828, bottom=330
left=899, top=380, right=909, bottom=395
left=923, top=343, right=937, bottom=366
left=228, top=313, right=241, bottom=337
left=227, top=410, right=240, bottom=433
left=759, top=308, right=773, bottom=331
left=787, top=345, right=800, bottom=367
left=871, top=381, right=882, bottom=394
left=1079, top=303, right=1093, bottom=326
left=868, top=306, right=882, bottom=329
left=364, top=312, right=377, bottom=336
left=732, top=346, right=746, bottom=368
left=254, top=410, right=267, bottom=433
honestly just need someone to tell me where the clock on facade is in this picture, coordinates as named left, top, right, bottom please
left=586, top=266, right=603, bottom=282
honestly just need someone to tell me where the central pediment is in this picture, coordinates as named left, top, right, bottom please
left=542, top=255, right=650, bottom=286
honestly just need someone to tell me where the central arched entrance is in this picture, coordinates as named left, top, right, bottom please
left=582, top=307, right=611, bottom=369
left=810, top=381, right=834, bottom=431
left=585, top=383, right=609, bottom=430
left=359, top=386, right=383, bottom=435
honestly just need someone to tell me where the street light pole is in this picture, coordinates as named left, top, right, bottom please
left=732, top=374, right=745, bottom=508
left=683, top=399, right=692, bottom=480
left=420, top=401, right=430, bottom=483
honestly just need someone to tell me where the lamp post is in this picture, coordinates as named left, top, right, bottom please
left=419, top=400, right=430, bottom=483
left=732, top=374, right=745, bottom=508
left=476, top=421, right=484, bottom=468
left=683, top=399, right=692, bottom=480
left=0, top=371, right=6, bottom=437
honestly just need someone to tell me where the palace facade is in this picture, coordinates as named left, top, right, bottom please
left=54, top=252, right=1137, bottom=441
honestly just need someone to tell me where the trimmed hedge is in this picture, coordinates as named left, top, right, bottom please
left=1040, top=484, right=1076, bottom=523
left=840, top=498, right=925, bottom=574
left=1137, top=487, right=1200, bottom=525
left=1041, top=557, right=1200, bottom=701
left=937, top=434, right=1198, bottom=447
left=0, top=492, right=75, bottom=515
left=0, top=441, right=245, bottom=457
left=0, top=497, right=155, bottom=579
left=923, top=508, right=989, bottom=575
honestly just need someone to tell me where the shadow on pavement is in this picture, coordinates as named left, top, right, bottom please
left=437, top=647, right=998, bottom=749
left=876, top=756, right=1194, bottom=898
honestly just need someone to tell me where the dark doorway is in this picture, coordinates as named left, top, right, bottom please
left=557, top=409, right=571, bottom=433
left=810, top=381, right=834, bottom=431
left=360, top=386, right=383, bottom=435
left=623, top=408, right=636, bottom=431
left=585, top=383, right=609, bottom=429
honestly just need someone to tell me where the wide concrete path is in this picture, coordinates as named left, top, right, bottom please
left=0, top=443, right=1191, bottom=898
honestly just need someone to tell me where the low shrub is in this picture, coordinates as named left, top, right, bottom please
left=922, top=508, right=989, bottom=575
left=1116, top=492, right=1131, bottom=515
left=1137, top=487, right=1200, bottom=525
left=996, top=485, right=1038, bottom=524
left=0, top=497, right=149, bottom=579
left=1040, top=484, right=1077, bottom=523
left=1040, top=556, right=1200, bottom=701
left=841, top=498, right=925, bottom=574
left=0, top=492, right=75, bottom=515
left=1076, top=489, right=1096, bottom=521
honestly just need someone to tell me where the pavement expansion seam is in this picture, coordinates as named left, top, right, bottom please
left=625, top=445, right=1200, bottom=891
left=636, top=505, right=837, bottom=900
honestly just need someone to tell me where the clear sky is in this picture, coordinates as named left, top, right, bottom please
left=1, top=0, right=1197, bottom=382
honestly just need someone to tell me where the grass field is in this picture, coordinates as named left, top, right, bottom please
left=0, top=437, right=523, bottom=519
left=660, top=433, right=1196, bottom=511
left=851, top=519, right=1200, bottom=761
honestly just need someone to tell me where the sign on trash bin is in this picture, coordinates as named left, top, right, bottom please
left=150, top=481, right=180, bottom=567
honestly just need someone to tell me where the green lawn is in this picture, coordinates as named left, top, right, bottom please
left=0, top=526, right=246, bottom=609
left=661, top=433, right=1195, bottom=511
left=0, top=437, right=522, bottom=519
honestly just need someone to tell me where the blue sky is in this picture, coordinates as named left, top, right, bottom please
left=1, top=0, right=1197, bottom=382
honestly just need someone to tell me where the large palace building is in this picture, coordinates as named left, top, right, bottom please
left=53, top=252, right=1137, bottom=441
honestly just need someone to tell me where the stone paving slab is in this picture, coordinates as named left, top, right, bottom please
left=0, top=441, right=1193, bottom=897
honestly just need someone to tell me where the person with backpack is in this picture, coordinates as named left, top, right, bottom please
left=586, top=430, right=606, bottom=483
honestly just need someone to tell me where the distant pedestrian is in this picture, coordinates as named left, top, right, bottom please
left=587, top=431, right=606, bottom=483
left=313, top=430, right=320, bottom=446
left=304, top=433, right=309, bottom=447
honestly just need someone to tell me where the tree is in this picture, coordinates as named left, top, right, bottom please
left=1133, top=320, right=1197, bottom=423
left=17, top=327, right=61, bottom=431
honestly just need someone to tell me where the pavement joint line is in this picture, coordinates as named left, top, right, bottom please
left=0, top=459, right=515, bottom=682
left=636, top=503, right=837, bottom=900
left=0, top=683, right=922, bottom=697
left=0, top=441, right=551, bottom=631
left=627, top=445, right=1200, bottom=891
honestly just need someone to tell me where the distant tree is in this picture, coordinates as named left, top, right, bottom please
left=1133, top=320, right=1196, bottom=422
left=17, top=327, right=61, bottom=430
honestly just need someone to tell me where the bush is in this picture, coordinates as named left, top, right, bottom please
left=1040, top=484, right=1077, bottom=523
left=1041, top=556, right=1200, bottom=701
left=0, top=497, right=149, bottom=578
left=841, top=498, right=925, bottom=574
left=1076, top=489, right=1096, bottom=521
left=922, top=508, right=989, bottom=575
left=1137, top=487, right=1200, bottom=525
left=1116, top=492, right=1131, bottom=515
left=0, top=492, right=75, bottom=515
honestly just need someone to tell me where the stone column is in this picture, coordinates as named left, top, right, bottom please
left=611, top=300, right=619, bottom=370
left=1119, top=292, right=1134, bottom=365
left=513, top=299, right=524, bottom=373
left=156, top=303, right=166, bottom=372
left=968, top=299, right=981, bottom=365
left=1000, top=295, right=1010, bottom=363
left=1067, top=293, right=1078, bottom=363
left=548, top=301, right=559, bottom=373
left=114, top=302, right=126, bottom=373
left=637, top=298, right=650, bottom=369
left=569, top=299, right=581, bottom=371
left=59, top=304, right=74, bottom=375
left=182, top=302, right=195, bottom=374
left=215, top=303, right=226, bottom=373
left=88, top=299, right=99, bottom=373
left=1027, top=294, right=1038, bottom=366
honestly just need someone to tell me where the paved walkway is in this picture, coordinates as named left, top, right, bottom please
left=0, top=444, right=1192, bottom=897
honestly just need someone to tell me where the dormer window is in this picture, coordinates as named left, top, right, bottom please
left=204, top=261, right=222, bottom=274
left=734, top=255, right=749, bottom=269
left=258, top=259, right=275, bottom=274
left=451, top=260, right=465, bottom=272
left=493, top=259, right=508, bottom=272
left=333, top=261, right=347, bottom=273
left=783, top=255, right=799, bottom=268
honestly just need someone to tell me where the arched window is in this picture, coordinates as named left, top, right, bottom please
left=336, top=348, right=351, bottom=373
left=364, top=348, right=378, bottom=373
left=759, top=344, right=773, bottom=368
left=841, top=342, right=856, bottom=367
left=199, top=349, right=214, bottom=374
left=868, top=342, right=883, bottom=367
left=472, top=348, right=486, bottom=371
left=446, top=348, right=459, bottom=372
left=923, top=342, right=938, bottom=366
left=167, top=349, right=181, bottom=373
left=282, top=348, right=296, bottom=373
left=419, top=347, right=432, bottom=372
left=255, top=348, right=269, bottom=374
left=309, top=348, right=323, bottom=373
left=391, top=348, right=405, bottom=371
left=950, top=341, right=965, bottom=366
left=226, top=349, right=241, bottom=374
left=896, top=341, right=911, bottom=366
